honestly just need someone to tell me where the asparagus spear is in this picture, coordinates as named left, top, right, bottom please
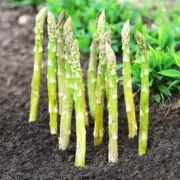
left=29, top=7, right=46, bottom=122
left=135, top=30, right=149, bottom=156
left=56, top=12, right=66, bottom=115
left=121, top=20, right=137, bottom=138
left=105, top=42, right=118, bottom=163
left=59, top=17, right=74, bottom=150
left=47, top=11, right=58, bottom=134
left=87, top=11, right=105, bottom=118
left=94, top=30, right=111, bottom=146
left=72, top=40, right=86, bottom=167
left=82, top=75, right=89, bottom=127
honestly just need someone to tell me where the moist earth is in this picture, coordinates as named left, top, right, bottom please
left=0, top=6, right=179, bottom=180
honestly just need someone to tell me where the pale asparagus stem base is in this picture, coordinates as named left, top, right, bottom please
left=29, top=8, right=46, bottom=122
left=122, top=20, right=137, bottom=138
left=74, top=76, right=86, bottom=167
left=47, top=12, right=58, bottom=134
left=59, top=103, right=73, bottom=149
left=94, top=100, right=104, bottom=145
left=75, top=113, right=86, bottom=166
left=106, top=43, right=118, bottom=163
left=59, top=65, right=74, bottom=150
left=108, top=86, right=118, bottom=163
left=29, top=44, right=43, bottom=122
left=135, top=30, right=149, bottom=155
left=88, top=40, right=98, bottom=118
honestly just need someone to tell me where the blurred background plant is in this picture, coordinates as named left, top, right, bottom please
left=8, top=0, right=45, bottom=7
left=8, top=0, right=180, bottom=103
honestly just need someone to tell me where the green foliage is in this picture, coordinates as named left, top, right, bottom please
left=148, top=48, right=180, bottom=103
left=131, top=46, right=180, bottom=103
left=129, top=2, right=180, bottom=104
left=46, top=0, right=143, bottom=53
left=8, top=0, right=44, bottom=7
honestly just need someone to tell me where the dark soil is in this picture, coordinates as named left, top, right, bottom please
left=0, top=6, right=180, bottom=180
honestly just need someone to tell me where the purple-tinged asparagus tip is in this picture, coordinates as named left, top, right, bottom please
left=58, top=11, right=66, bottom=26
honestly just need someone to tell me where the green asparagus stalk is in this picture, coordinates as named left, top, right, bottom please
left=47, top=11, right=58, bottom=134
left=56, top=12, right=66, bottom=115
left=72, top=40, right=86, bottom=167
left=104, top=31, right=112, bottom=100
left=59, top=17, right=74, bottom=150
left=121, top=20, right=137, bottom=138
left=88, top=11, right=105, bottom=118
left=105, top=42, right=118, bottom=163
left=29, top=7, right=46, bottom=122
left=94, top=30, right=111, bottom=146
left=135, top=30, right=149, bottom=156
left=82, top=77, right=89, bottom=127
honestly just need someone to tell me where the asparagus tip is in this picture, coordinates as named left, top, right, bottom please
left=121, top=20, right=130, bottom=50
left=97, top=10, right=105, bottom=35
left=47, top=11, right=56, bottom=24
left=135, top=30, right=147, bottom=54
left=135, top=30, right=144, bottom=47
left=63, top=16, right=74, bottom=48
left=58, top=11, right=66, bottom=26
left=121, top=19, right=130, bottom=36
left=35, top=7, right=47, bottom=25
left=64, top=16, right=72, bottom=28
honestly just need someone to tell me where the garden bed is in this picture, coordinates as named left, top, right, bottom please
left=0, top=6, right=179, bottom=180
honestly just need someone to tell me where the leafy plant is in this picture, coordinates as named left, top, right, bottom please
left=8, top=0, right=44, bottom=7
left=131, top=46, right=180, bottom=103
left=46, top=0, right=143, bottom=53
left=129, top=2, right=180, bottom=104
